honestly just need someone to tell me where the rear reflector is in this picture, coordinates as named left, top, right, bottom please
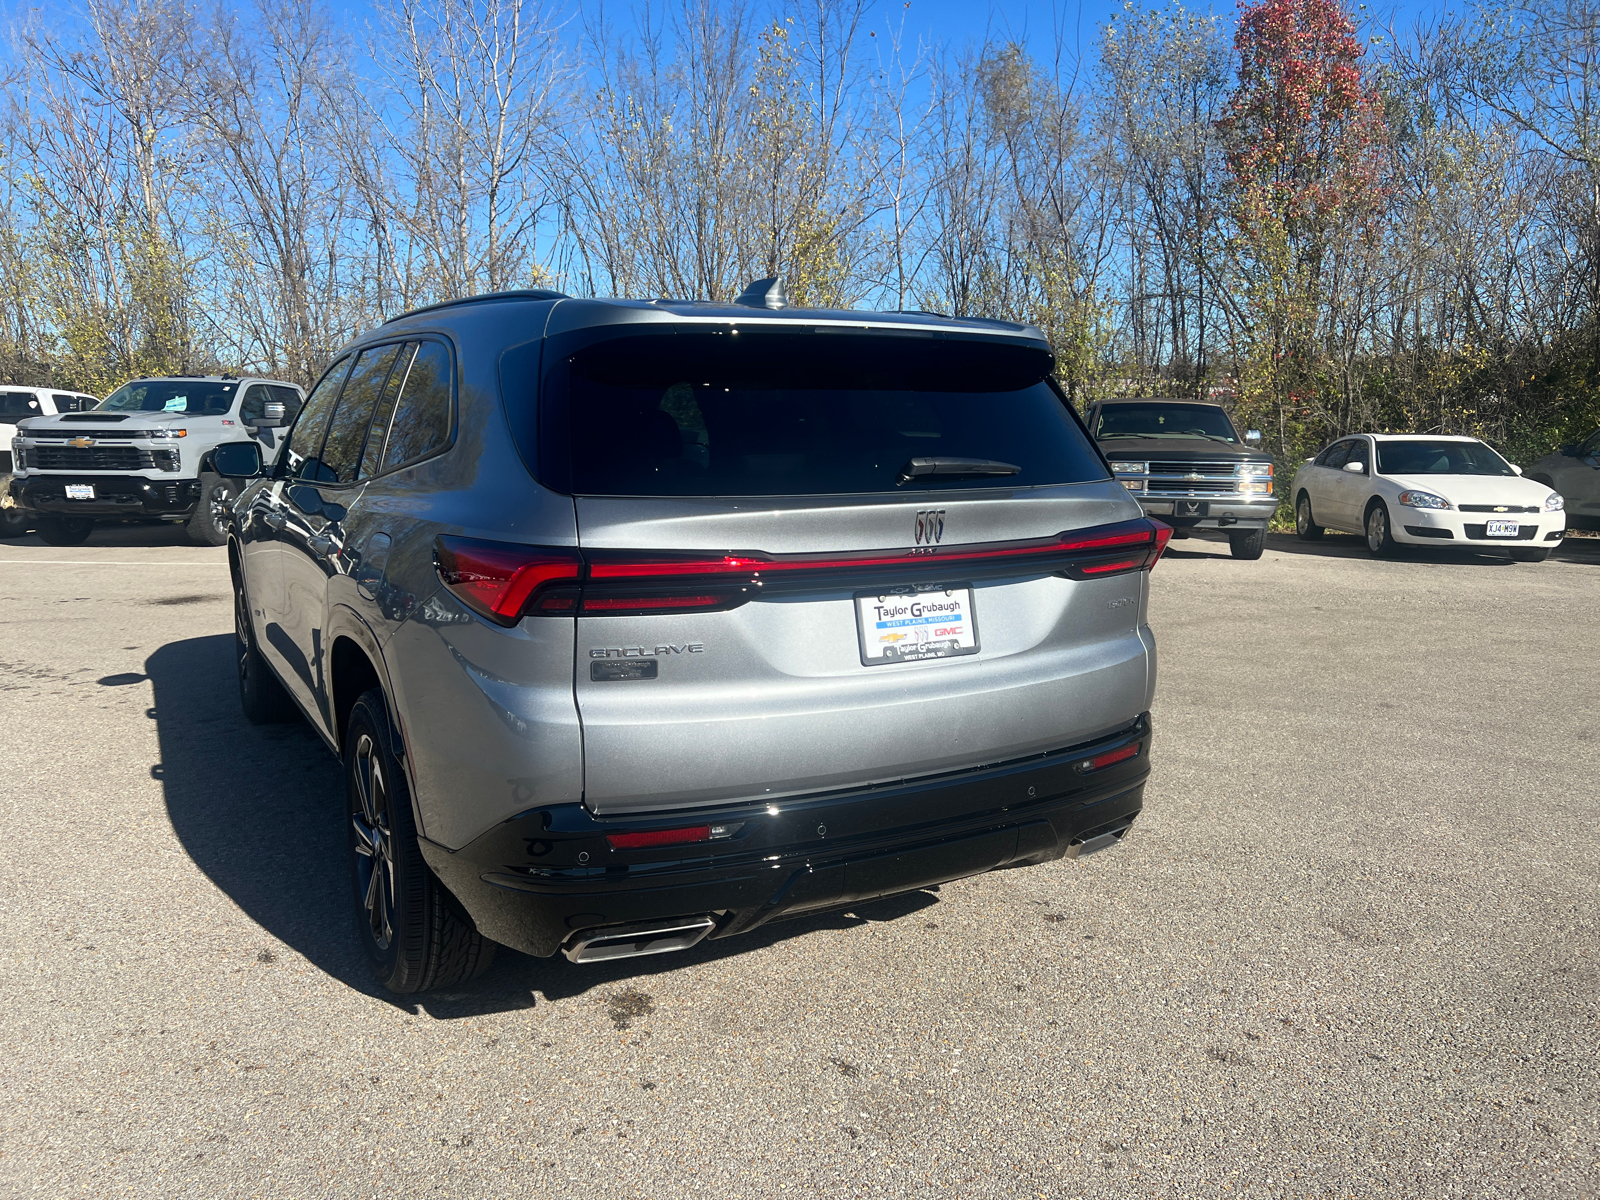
left=1079, top=742, right=1142, bottom=772
left=434, top=517, right=1172, bottom=623
left=606, top=826, right=712, bottom=850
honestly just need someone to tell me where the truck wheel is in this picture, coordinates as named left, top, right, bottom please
left=346, top=688, right=496, bottom=993
left=234, top=575, right=297, bottom=725
left=35, top=517, right=92, bottom=546
left=188, top=472, right=235, bottom=546
left=1365, top=500, right=1398, bottom=557
left=1228, top=528, right=1265, bottom=560
left=0, top=508, right=28, bottom=539
left=1509, top=548, right=1550, bottom=563
left=1295, top=493, right=1324, bottom=541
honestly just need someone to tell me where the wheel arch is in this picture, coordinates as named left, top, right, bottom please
left=325, top=610, right=405, bottom=763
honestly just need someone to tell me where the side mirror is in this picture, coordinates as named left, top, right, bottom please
left=250, top=400, right=287, bottom=430
left=1560, top=444, right=1580, bottom=457
left=1511, top=464, right=1523, bottom=475
left=1343, top=460, right=1366, bottom=474
left=213, top=441, right=265, bottom=478
left=1245, top=429, right=1262, bottom=443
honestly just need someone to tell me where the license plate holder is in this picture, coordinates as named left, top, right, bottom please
left=856, top=586, right=980, bottom=666
left=65, top=484, right=95, bottom=500
left=1485, top=519, right=1519, bottom=537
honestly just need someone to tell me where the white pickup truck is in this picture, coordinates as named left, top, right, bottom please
left=8, top=376, right=303, bottom=545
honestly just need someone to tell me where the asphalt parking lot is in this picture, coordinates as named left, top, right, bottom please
left=1, top=525, right=1596, bottom=1198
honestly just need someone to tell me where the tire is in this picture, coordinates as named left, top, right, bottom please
left=188, top=471, right=236, bottom=546
left=346, top=688, right=496, bottom=993
left=0, top=508, right=28, bottom=539
left=1228, top=528, right=1266, bottom=560
left=1365, top=500, right=1398, bottom=557
left=1295, top=493, right=1324, bottom=541
left=234, top=569, right=298, bottom=725
left=1510, top=548, right=1551, bottom=563
left=35, top=517, right=92, bottom=546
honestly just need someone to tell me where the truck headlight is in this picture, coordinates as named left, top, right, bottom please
left=1398, top=490, right=1451, bottom=510
left=1235, top=462, right=1273, bottom=477
left=1544, top=492, right=1564, bottom=511
left=1108, top=461, right=1146, bottom=491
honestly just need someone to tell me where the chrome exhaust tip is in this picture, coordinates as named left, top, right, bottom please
left=562, top=915, right=717, bottom=964
left=1066, top=818, right=1135, bottom=859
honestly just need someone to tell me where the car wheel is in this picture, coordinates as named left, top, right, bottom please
left=234, top=570, right=298, bottom=725
left=35, top=517, right=92, bottom=546
left=346, top=688, right=496, bottom=994
left=1365, top=500, right=1397, bottom=557
left=188, top=472, right=234, bottom=546
left=1509, top=548, right=1551, bottom=563
left=1295, top=493, right=1323, bottom=541
left=0, top=508, right=28, bottom=539
left=1228, top=528, right=1265, bottom=560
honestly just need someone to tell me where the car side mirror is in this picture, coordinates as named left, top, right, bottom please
left=1245, top=429, right=1262, bottom=443
left=1343, top=460, right=1366, bottom=474
left=213, top=441, right=265, bottom=478
left=1511, top=464, right=1523, bottom=475
left=249, top=400, right=287, bottom=430
left=1560, top=444, right=1580, bottom=457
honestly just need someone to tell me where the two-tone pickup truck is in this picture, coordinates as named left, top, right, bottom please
left=9, top=375, right=303, bottom=545
left=1084, top=398, right=1276, bottom=560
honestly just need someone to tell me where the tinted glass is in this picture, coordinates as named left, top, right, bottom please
left=1319, top=441, right=1351, bottom=469
left=382, top=341, right=452, bottom=470
left=239, top=384, right=303, bottom=426
left=51, top=393, right=77, bottom=412
left=1375, top=439, right=1514, bottom=477
left=1346, top=438, right=1369, bottom=468
left=546, top=331, right=1103, bottom=497
left=360, top=343, right=417, bottom=478
left=1094, top=403, right=1240, bottom=443
left=286, top=358, right=351, bottom=480
left=1580, top=430, right=1600, bottom=455
left=320, top=346, right=401, bottom=484
left=0, top=392, right=41, bottom=418
left=99, top=380, right=235, bottom=415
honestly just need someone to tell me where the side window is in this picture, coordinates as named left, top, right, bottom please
left=382, top=341, right=454, bottom=471
left=1581, top=430, right=1600, bottom=457
left=359, top=343, right=418, bottom=479
left=287, top=357, right=352, bottom=481
left=1346, top=438, right=1370, bottom=471
left=0, top=392, right=41, bottom=418
left=1320, top=441, right=1351, bottom=470
left=51, top=393, right=77, bottom=413
left=240, top=384, right=304, bottom=426
left=320, top=345, right=403, bottom=484
left=238, top=385, right=269, bottom=423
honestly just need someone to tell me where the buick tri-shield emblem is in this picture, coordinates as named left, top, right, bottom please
left=915, top=509, right=945, bottom=544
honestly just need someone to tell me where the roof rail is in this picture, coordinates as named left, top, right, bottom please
left=383, top=288, right=569, bottom=324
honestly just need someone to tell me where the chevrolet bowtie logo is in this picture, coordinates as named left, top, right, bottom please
left=68, top=436, right=95, bottom=448
left=1493, top=506, right=1509, bottom=512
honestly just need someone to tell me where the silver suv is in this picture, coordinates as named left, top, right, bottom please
left=217, top=285, right=1168, bottom=993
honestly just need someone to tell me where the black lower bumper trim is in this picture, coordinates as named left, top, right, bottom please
left=15, top=475, right=199, bottom=518
left=420, top=716, right=1153, bottom=958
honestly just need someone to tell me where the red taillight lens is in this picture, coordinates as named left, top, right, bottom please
left=1079, top=742, right=1141, bottom=772
left=1148, top=520, right=1173, bottom=569
left=434, top=536, right=583, bottom=625
left=605, top=826, right=712, bottom=850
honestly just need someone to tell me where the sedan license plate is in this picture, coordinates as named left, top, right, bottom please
left=1485, top=519, right=1519, bottom=537
left=65, top=484, right=95, bottom=500
left=856, top=587, right=979, bottom=666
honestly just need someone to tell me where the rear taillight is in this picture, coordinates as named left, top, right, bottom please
left=1078, top=742, right=1142, bottom=772
left=434, top=518, right=1172, bottom=624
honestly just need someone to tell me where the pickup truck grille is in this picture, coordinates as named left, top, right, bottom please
left=27, top=429, right=139, bottom=440
left=32, top=446, right=156, bottom=471
left=1145, top=460, right=1242, bottom=475
left=1145, top=478, right=1239, bottom=496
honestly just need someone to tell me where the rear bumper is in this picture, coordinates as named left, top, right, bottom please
left=12, top=474, right=200, bottom=518
left=420, top=715, right=1151, bottom=958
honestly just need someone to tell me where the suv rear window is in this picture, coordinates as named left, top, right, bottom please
left=533, top=330, right=1106, bottom=497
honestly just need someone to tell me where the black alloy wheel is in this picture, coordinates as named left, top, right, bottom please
left=1365, top=500, right=1397, bottom=557
left=234, top=571, right=297, bottom=724
left=1295, top=493, right=1324, bottom=541
left=35, top=517, right=92, bottom=546
left=188, top=471, right=234, bottom=546
left=344, top=688, right=495, bottom=993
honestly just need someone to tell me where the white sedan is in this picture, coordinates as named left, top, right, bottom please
left=1290, top=434, right=1566, bottom=561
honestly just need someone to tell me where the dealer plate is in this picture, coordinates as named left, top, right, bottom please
left=1485, top=519, right=1519, bottom=537
left=64, top=484, right=95, bottom=500
left=855, top=586, right=980, bottom=666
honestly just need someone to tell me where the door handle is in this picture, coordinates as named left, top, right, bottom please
left=263, top=511, right=286, bottom=530
left=308, top=534, right=333, bottom=556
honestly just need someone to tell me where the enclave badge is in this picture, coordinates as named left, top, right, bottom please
left=915, top=509, right=945, bottom=545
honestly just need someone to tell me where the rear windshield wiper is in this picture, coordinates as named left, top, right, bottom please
left=897, top=456, right=1022, bottom=485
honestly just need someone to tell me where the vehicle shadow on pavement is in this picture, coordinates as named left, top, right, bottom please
left=149, top=634, right=941, bottom=1019
left=1261, top=531, right=1527, bottom=565
left=4, top=524, right=202, bottom=549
